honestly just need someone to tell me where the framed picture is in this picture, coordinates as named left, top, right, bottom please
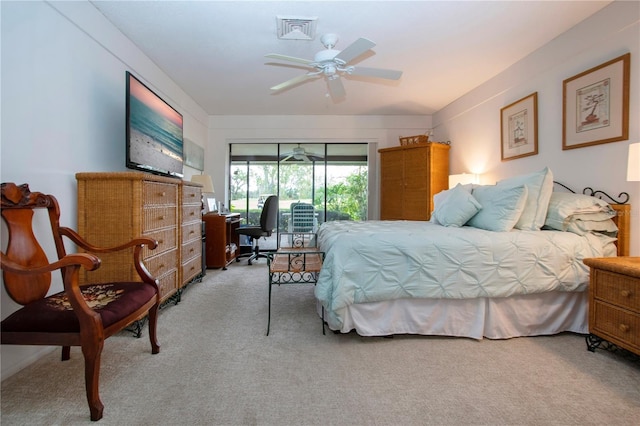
left=501, top=92, right=538, bottom=161
left=562, top=53, right=630, bottom=150
left=184, top=138, right=205, bottom=170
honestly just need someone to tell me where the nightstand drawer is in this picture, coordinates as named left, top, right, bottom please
left=592, top=301, right=640, bottom=350
left=593, top=270, right=640, bottom=312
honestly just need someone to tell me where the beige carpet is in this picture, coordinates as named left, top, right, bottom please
left=1, top=260, right=639, bottom=425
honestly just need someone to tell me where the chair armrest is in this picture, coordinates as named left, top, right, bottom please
left=59, top=227, right=159, bottom=286
left=0, top=252, right=100, bottom=275
left=59, top=227, right=158, bottom=253
left=1, top=252, right=104, bottom=320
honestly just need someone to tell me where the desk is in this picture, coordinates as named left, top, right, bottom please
left=203, top=212, right=241, bottom=269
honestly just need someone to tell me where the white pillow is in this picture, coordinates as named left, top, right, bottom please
left=467, top=185, right=528, bottom=232
left=496, top=167, right=553, bottom=231
left=544, top=192, right=617, bottom=232
left=432, top=184, right=482, bottom=227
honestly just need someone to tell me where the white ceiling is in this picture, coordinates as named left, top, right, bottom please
left=91, top=1, right=611, bottom=116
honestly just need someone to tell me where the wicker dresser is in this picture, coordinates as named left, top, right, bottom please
left=584, top=257, right=640, bottom=356
left=76, top=172, right=201, bottom=303
left=378, top=142, right=450, bottom=220
left=180, top=181, right=204, bottom=286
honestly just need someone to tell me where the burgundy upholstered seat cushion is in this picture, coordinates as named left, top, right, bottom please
left=1, top=282, right=157, bottom=333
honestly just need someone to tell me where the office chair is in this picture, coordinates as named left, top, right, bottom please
left=236, top=195, right=279, bottom=265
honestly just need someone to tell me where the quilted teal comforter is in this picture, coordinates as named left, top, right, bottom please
left=314, top=220, right=616, bottom=329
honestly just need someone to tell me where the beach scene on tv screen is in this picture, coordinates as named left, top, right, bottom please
left=128, top=76, right=183, bottom=175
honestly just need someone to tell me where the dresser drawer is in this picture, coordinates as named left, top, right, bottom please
left=182, top=256, right=202, bottom=284
left=181, top=221, right=202, bottom=245
left=182, top=185, right=201, bottom=204
left=145, top=249, right=178, bottom=280
left=142, top=228, right=177, bottom=258
left=157, top=269, right=178, bottom=301
left=181, top=238, right=202, bottom=262
left=143, top=181, right=177, bottom=206
left=182, top=204, right=201, bottom=225
left=593, top=270, right=640, bottom=312
left=592, top=301, right=640, bottom=350
left=143, top=206, right=178, bottom=231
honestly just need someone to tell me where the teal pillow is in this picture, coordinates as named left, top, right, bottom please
left=496, top=167, right=553, bottom=231
left=467, top=185, right=528, bottom=232
left=432, top=184, right=482, bottom=227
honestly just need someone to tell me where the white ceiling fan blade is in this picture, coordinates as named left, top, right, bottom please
left=280, top=154, right=294, bottom=162
left=270, top=74, right=315, bottom=92
left=327, top=77, right=346, bottom=99
left=265, top=53, right=314, bottom=66
left=334, top=38, right=376, bottom=64
left=348, top=66, right=403, bottom=80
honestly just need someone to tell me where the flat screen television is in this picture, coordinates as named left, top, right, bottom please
left=126, top=71, right=184, bottom=178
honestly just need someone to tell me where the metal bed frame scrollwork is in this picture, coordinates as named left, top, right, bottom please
left=554, top=181, right=637, bottom=362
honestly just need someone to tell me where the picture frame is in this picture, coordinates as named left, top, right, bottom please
left=184, top=138, right=205, bottom=170
left=562, top=53, right=630, bottom=150
left=500, top=92, right=538, bottom=161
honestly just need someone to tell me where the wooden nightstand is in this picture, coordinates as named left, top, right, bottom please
left=583, top=257, right=640, bottom=356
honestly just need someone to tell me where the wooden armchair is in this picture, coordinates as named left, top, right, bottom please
left=0, top=182, right=161, bottom=421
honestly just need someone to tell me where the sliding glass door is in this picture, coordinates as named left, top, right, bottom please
left=229, top=143, right=368, bottom=239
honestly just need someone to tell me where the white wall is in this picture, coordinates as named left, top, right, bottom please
left=207, top=114, right=432, bottom=219
left=0, top=1, right=209, bottom=379
left=433, top=1, right=640, bottom=255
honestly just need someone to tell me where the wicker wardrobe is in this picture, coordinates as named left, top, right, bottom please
left=76, top=172, right=202, bottom=303
left=378, top=142, right=450, bottom=221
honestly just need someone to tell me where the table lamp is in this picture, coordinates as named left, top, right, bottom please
left=191, top=174, right=216, bottom=212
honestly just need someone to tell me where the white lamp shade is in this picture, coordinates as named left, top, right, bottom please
left=449, top=173, right=479, bottom=188
left=627, top=143, right=640, bottom=181
left=191, top=174, right=215, bottom=193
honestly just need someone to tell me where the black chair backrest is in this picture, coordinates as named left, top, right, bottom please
left=260, top=195, right=279, bottom=236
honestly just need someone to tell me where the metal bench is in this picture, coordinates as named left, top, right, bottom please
left=266, top=233, right=325, bottom=335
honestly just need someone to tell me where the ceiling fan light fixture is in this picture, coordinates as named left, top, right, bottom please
left=276, top=16, right=317, bottom=40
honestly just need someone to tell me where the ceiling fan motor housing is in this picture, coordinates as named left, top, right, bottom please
left=314, top=49, right=340, bottom=63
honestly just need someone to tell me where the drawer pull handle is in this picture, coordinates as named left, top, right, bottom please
left=619, top=324, right=630, bottom=333
left=160, top=192, right=166, bottom=197
left=158, top=239, right=164, bottom=244
left=190, top=248, right=194, bottom=253
left=190, top=212, right=195, bottom=216
left=190, top=230, right=195, bottom=234
left=159, top=216, right=165, bottom=220
left=159, top=264, right=165, bottom=269
left=620, top=290, right=631, bottom=298
left=190, top=193, right=195, bottom=198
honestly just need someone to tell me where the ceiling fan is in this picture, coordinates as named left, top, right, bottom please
left=280, top=145, right=324, bottom=163
left=265, top=33, right=403, bottom=99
